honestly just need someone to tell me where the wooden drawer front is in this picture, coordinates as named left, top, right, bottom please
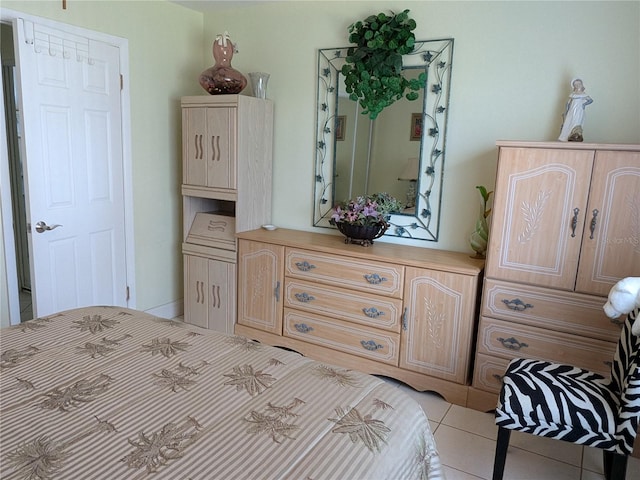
left=482, top=279, right=620, bottom=342
left=285, top=249, right=404, bottom=298
left=477, top=317, right=615, bottom=378
left=283, top=309, right=400, bottom=365
left=186, top=212, right=236, bottom=250
left=472, top=354, right=511, bottom=394
left=284, top=279, right=402, bottom=332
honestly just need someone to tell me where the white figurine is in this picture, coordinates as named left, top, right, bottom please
left=558, top=78, right=593, bottom=142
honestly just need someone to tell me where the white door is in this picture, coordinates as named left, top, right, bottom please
left=14, top=18, right=128, bottom=317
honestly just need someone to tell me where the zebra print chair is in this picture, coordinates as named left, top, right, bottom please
left=492, top=307, right=640, bottom=480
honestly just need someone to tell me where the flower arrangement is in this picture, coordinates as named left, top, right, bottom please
left=330, top=192, right=403, bottom=226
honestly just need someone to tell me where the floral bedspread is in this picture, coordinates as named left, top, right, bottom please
left=0, top=306, right=444, bottom=479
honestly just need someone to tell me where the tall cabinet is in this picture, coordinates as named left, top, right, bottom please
left=468, top=141, right=640, bottom=411
left=181, top=95, right=273, bottom=333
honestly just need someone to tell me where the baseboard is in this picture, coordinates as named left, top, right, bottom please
left=144, top=300, right=183, bottom=320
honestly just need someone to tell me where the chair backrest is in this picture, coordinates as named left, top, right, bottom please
left=610, top=307, right=640, bottom=454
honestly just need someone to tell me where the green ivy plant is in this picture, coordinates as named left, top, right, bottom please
left=341, top=9, right=426, bottom=120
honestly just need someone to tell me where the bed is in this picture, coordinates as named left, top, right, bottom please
left=0, top=306, right=444, bottom=479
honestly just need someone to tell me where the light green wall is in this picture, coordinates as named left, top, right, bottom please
left=1, top=1, right=639, bottom=324
left=201, top=0, right=640, bottom=251
left=1, top=0, right=203, bottom=323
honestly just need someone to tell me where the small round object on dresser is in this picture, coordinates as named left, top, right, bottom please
left=262, top=224, right=277, bottom=231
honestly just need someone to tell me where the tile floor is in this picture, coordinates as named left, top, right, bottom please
left=382, top=379, right=640, bottom=480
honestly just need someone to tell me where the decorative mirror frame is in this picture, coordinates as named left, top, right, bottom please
left=313, top=38, right=454, bottom=242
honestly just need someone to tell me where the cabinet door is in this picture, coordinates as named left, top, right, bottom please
left=237, top=240, right=284, bottom=334
left=184, top=254, right=236, bottom=333
left=400, top=268, right=477, bottom=384
left=183, top=107, right=207, bottom=187
left=184, top=254, right=209, bottom=329
left=182, top=106, right=236, bottom=189
left=206, top=107, right=235, bottom=189
left=576, top=150, right=640, bottom=296
left=486, top=147, right=594, bottom=290
left=208, top=259, right=236, bottom=334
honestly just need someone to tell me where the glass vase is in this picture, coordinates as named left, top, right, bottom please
left=249, top=72, right=270, bottom=99
left=199, top=37, right=247, bottom=95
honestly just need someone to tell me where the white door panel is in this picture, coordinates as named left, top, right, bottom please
left=14, top=18, right=127, bottom=316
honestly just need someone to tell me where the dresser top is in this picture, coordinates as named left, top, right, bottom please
left=496, top=140, right=640, bottom=151
left=237, top=228, right=485, bottom=276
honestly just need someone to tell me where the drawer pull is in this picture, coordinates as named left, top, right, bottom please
left=589, top=209, right=599, bottom=239
left=294, top=323, right=314, bottom=333
left=502, top=298, right=534, bottom=311
left=570, top=207, right=579, bottom=237
left=364, top=273, right=387, bottom=284
left=492, top=373, right=505, bottom=384
left=610, top=317, right=625, bottom=327
left=274, top=281, right=281, bottom=302
left=363, top=307, right=385, bottom=318
left=361, top=340, right=384, bottom=351
left=497, top=336, right=529, bottom=351
left=295, top=261, right=316, bottom=272
left=402, top=307, right=408, bottom=331
left=294, top=292, right=315, bottom=303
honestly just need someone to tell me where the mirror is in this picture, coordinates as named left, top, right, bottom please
left=313, top=39, right=454, bottom=242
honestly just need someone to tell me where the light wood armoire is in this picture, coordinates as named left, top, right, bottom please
left=181, top=95, right=273, bottom=333
left=468, top=141, right=640, bottom=411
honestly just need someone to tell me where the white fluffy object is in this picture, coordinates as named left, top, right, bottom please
left=603, top=277, right=640, bottom=336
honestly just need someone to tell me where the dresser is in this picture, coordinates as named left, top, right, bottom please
left=181, top=95, right=273, bottom=333
left=468, top=141, right=640, bottom=411
left=235, top=228, right=484, bottom=406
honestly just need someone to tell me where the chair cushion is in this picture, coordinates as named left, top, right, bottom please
left=495, top=358, right=622, bottom=450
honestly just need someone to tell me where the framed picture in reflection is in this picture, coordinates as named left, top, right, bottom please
left=336, top=115, right=346, bottom=141
left=410, top=113, right=422, bottom=141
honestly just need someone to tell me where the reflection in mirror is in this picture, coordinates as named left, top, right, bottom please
left=314, top=39, right=454, bottom=242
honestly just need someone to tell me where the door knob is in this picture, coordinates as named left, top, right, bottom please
left=34, top=221, right=62, bottom=233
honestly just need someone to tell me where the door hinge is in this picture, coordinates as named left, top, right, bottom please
left=126, top=286, right=130, bottom=301
left=120, top=74, right=123, bottom=90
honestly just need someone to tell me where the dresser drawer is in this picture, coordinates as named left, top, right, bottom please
left=482, top=279, right=619, bottom=342
left=283, top=308, right=400, bottom=365
left=285, top=248, right=404, bottom=298
left=477, top=317, right=615, bottom=378
left=284, top=279, right=402, bottom=332
left=472, top=353, right=511, bottom=394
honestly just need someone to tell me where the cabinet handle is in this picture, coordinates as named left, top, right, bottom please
left=360, top=340, right=384, bottom=351
left=502, top=298, right=534, bottom=311
left=497, top=336, right=529, bottom=351
left=211, top=135, right=221, bottom=162
left=211, top=285, right=220, bottom=309
left=570, top=207, right=579, bottom=237
left=295, top=261, right=316, bottom=272
left=294, top=292, right=315, bottom=303
left=492, top=373, right=505, bottom=384
left=194, top=134, right=201, bottom=159
left=196, top=280, right=205, bottom=304
left=589, top=209, right=599, bottom=239
left=294, top=323, right=313, bottom=333
left=401, top=307, right=408, bottom=331
left=274, top=281, right=280, bottom=301
left=364, top=273, right=387, bottom=284
left=363, top=307, right=385, bottom=318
